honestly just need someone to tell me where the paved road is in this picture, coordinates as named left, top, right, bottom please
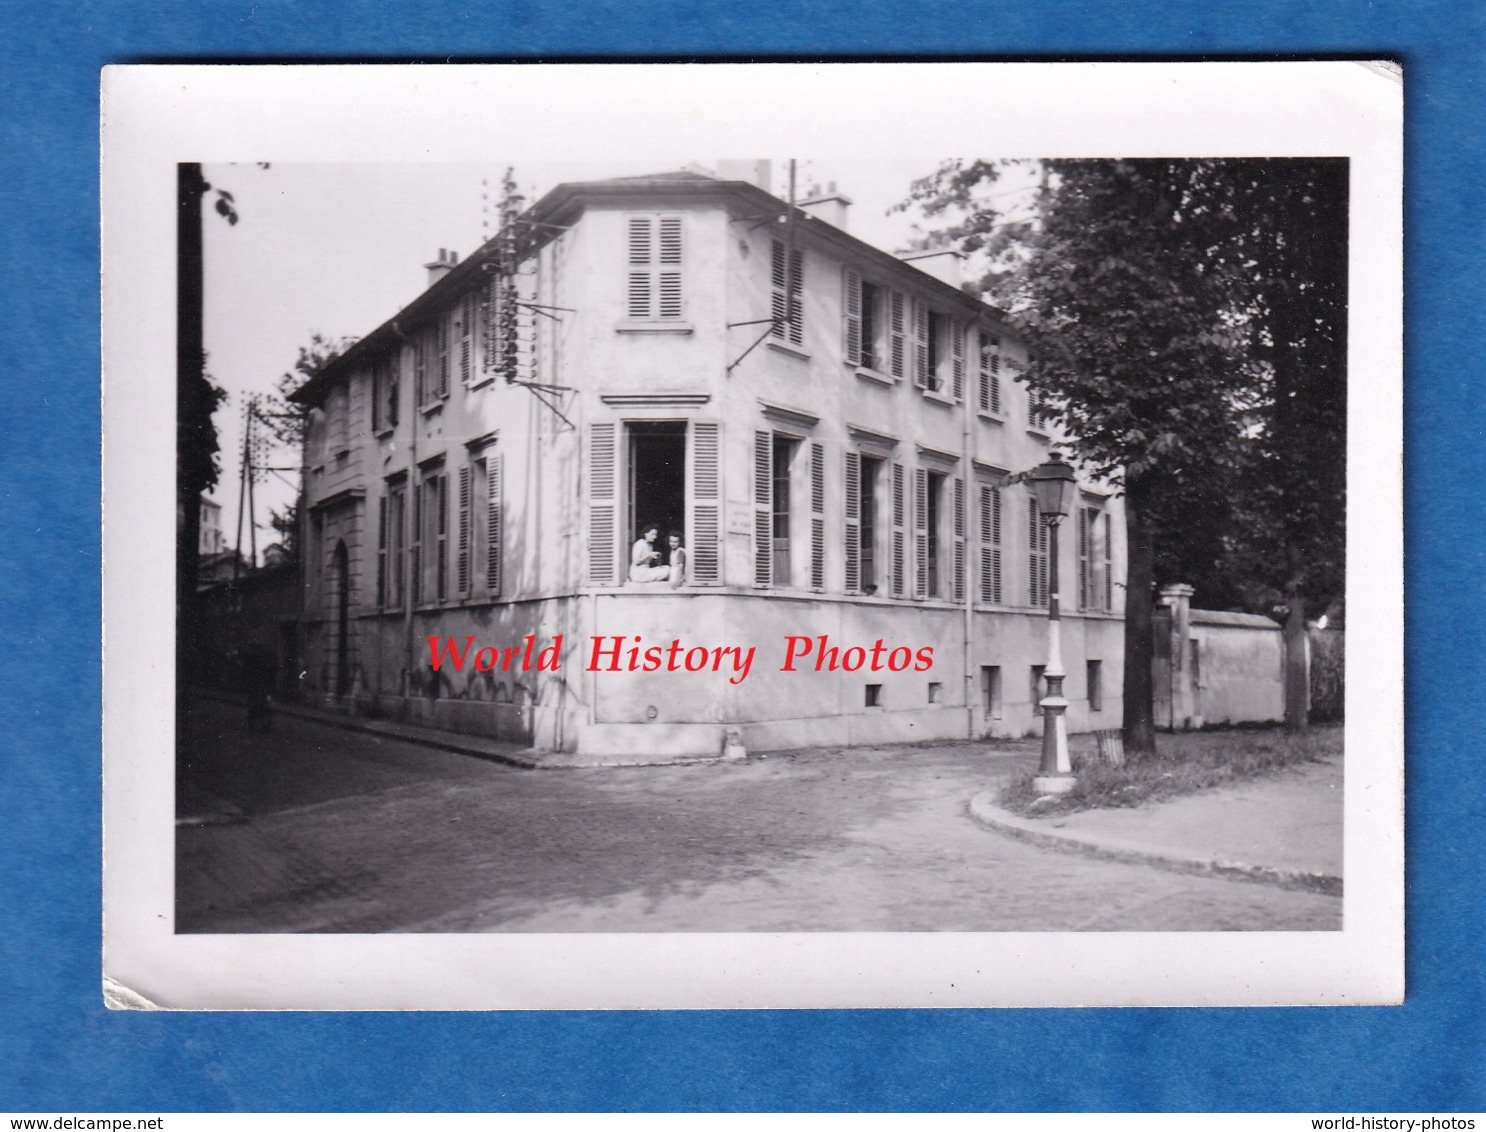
left=177, top=697, right=1342, bottom=933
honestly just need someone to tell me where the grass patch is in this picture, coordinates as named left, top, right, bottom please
left=999, top=724, right=1342, bottom=818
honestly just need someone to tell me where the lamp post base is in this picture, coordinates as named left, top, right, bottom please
left=1033, top=774, right=1077, bottom=796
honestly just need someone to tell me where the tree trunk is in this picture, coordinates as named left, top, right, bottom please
left=1122, top=478, right=1158, bottom=758
left=1283, top=590, right=1309, bottom=733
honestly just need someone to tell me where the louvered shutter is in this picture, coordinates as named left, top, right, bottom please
left=627, top=217, right=653, bottom=319
left=1028, top=495, right=1047, bottom=607
left=843, top=451, right=861, bottom=593
left=753, top=430, right=772, bottom=586
left=436, top=316, right=450, bottom=399
left=950, top=319, right=965, bottom=402
left=657, top=216, right=683, bottom=319
left=809, top=442, right=825, bottom=590
left=485, top=454, right=502, bottom=596
left=890, top=462, right=906, bottom=597
left=952, top=476, right=965, bottom=603
left=435, top=474, right=449, bottom=602
left=688, top=422, right=720, bottom=584
left=888, top=290, right=906, bottom=379
left=459, top=295, right=473, bottom=385
left=456, top=465, right=472, bottom=596
left=387, top=350, right=401, bottom=426
left=588, top=424, right=617, bottom=585
left=1101, top=511, right=1113, bottom=611
left=413, top=331, right=427, bottom=406
left=1078, top=507, right=1091, bottom=610
left=912, top=302, right=930, bottom=389
left=914, top=467, right=928, bottom=598
left=843, top=268, right=863, bottom=366
left=410, top=477, right=423, bottom=605
left=376, top=495, right=388, bottom=608
left=771, top=241, right=803, bottom=346
left=979, top=486, right=1003, bottom=606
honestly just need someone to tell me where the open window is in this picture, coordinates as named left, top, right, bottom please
left=628, top=422, right=687, bottom=546
left=587, top=419, right=720, bottom=587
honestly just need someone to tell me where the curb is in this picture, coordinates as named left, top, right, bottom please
left=968, top=792, right=1343, bottom=897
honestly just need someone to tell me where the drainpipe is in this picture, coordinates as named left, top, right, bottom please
left=962, top=324, right=976, bottom=740
left=392, top=319, right=417, bottom=699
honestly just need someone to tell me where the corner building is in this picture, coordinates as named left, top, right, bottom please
left=292, top=168, right=1125, bottom=759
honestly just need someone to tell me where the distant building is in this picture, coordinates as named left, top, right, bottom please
left=199, top=496, right=225, bottom=556
left=290, top=166, right=1125, bottom=758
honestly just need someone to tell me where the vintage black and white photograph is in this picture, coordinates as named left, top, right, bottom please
left=103, top=63, right=1402, bottom=1008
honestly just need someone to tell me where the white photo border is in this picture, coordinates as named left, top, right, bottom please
left=101, top=61, right=1403, bottom=1009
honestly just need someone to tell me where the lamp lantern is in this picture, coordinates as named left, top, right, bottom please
left=1028, top=450, right=1078, bottom=521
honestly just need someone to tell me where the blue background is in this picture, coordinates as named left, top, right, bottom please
left=2, top=0, right=1480, bottom=1113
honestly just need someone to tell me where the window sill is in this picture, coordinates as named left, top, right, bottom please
left=766, top=340, right=810, bottom=361
left=1026, top=426, right=1052, bottom=439
left=976, top=411, right=1006, bottom=425
left=468, top=376, right=496, bottom=390
left=420, top=401, right=445, bottom=417
left=616, top=321, right=693, bottom=335
left=852, top=366, right=895, bottom=387
left=333, top=448, right=352, bottom=461
left=921, top=391, right=957, bottom=409
left=375, top=428, right=395, bottom=441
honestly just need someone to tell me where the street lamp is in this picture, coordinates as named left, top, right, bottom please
left=1028, top=451, right=1079, bottom=795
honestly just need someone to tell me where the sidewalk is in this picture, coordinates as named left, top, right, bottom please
left=226, top=692, right=737, bottom=769
left=969, top=753, right=1343, bottom=895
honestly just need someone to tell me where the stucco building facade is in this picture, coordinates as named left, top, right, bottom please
left=291, top=166, right=1125, bottom=758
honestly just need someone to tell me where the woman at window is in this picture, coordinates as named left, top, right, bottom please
left=629, top=525, right=670, bottom=582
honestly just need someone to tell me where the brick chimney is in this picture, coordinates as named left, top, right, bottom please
left=798, top=181, right=852, bottom=231
left=424, top=247, right=459, bottom=287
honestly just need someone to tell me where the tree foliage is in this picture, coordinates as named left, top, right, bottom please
left=903, top=157, right=1348, bottom=743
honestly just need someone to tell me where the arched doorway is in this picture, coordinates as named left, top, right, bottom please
left=332, top=539, right=350, bottom=696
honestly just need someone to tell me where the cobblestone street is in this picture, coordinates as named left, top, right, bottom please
left=177, top=696, right=1341, bottom=933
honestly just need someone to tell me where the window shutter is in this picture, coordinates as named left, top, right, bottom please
left=627, top=216, right=653, bottom=319
left=810, top=441, right=825, bottom=590
left=890, top=462, right=906, bottom=597
left=413, top=331, right=427, bottom=406
left=587, top=424, right=617, bottom=585
left=435, top=474, right=449, bottom=602
left=753, top=430, right=772, bottom=586
left=458, top=295, right=473, bottom=385
left=843, top=451, right=861, bottom=593
left=912, top=302, right=930, bottom=389
left=376, top=495, right=388, bottom=608
left=950, top=319, right=965, bottom=402
left=1078, top=507, right=1090, bottom=610
left=914, top=467, right=928, bottom=598
left=979, top=486, right=1003, bottom=605
left=886, top=291, right=902, bottom=377
left=657, top=216, right=682, bottom=319
left=952, top=476, right=966, bottom=603
left=843, top=268, right=863, bottom=366
left=486, top=454, right=502, bottom=596
left=436, top=316, right=450, bottom=400
left=410, top=477, right=423, bottom=605
left=387, top=350, right=401, bottom=426
left=989, top=350, right=1002, bottom=415
left=1102, top=511, right=1113, bottom=612
left=1028, top=495, right=1048, bottom=607
left=688, top=421, right=720, bottom=584
left=771, top=240, right=803, bottom=346
left=457, top=465, right=472, bottom=596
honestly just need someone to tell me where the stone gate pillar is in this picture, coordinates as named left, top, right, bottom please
left=1160, top=583, right=1196, bottom=729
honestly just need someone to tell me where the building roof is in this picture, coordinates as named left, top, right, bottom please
left=291, top=169, right=1014, bottom=407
